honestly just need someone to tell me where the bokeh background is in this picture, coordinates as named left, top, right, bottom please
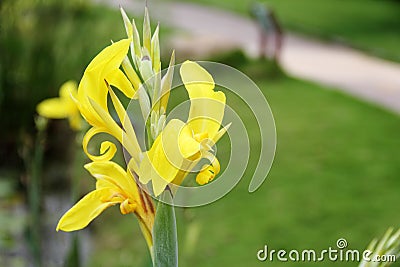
left=1, top=0, right=399, bottom=266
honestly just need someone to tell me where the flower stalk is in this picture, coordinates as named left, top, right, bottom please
left=26, top=116, right=48, bottom=267
left=153, top=191, right=178, bottom=267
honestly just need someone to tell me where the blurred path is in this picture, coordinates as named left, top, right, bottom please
left=96, top=0, right=400, bottom=114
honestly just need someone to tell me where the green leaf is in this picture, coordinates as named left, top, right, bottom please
left=153, top=191, right=178, bottom=267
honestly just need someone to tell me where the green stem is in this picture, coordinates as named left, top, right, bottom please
left=64, top=234, right=80, bottom=267
left=144, top=106, right=178, bottom=266
left=64, top=133, right=84, bottom=267
left=152, top=190, right=178, bottom=267
left=28, top=118, right=47, bottom=267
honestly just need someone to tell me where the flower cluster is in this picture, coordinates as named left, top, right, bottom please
left=41, top=7, right=229, bottom=256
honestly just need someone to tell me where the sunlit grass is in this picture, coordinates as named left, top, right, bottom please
left=178, top=76, right=400, bottom=267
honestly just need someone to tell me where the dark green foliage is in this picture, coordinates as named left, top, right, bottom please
left=0, top=0, right=124, bottom=172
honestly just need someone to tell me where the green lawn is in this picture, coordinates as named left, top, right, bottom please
left=87, top=58, right=400, bottom=267
left=183, top=0, right=400, bottom=62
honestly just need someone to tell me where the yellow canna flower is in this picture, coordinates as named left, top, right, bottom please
left=56, top=160, right=155, bottom=249
left=75, top=8, right=175, bottom=166
left=36, top=80, right=82, bottom=130
left=57, top=10, right=165, bottom=255
left=55, top=10, right=231, bottom=262
left=76, top=38, right=142, bottom=165
left=139, top=61, right=230, bottom=196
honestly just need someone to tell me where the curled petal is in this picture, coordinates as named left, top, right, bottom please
left=56, top=188, right=119, bottom=232
left=196, top=157, right=221, bottom=185
left=120, top=199, right=137, bottom=215
left=83, top=127, right=117, bottom=162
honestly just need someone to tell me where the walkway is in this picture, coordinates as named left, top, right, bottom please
left=96, top=0, right=400, bottom=114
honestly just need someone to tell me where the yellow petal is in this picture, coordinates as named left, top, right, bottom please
left=106, top=68, right=135, bottom=98
left=68, top=111, right=83, bottom=131
left=59, top=80, right=78, bottom=99
left=139, top=150, right=155, bottom=185
left=179, top=124, right=201, bottom=159
left=139, top=119, right=198, bottom=196
left=180, top=61, right=226, bottom=138
left=86, top=38, right=131, bottom=74
left=85, top=161, right=138, bottom=200
left=87, top=97, right=140, bottom=161
left=122, top=56, right=141, bottom=92
left=56, top=188, right=118, bottom=232
left=37, top=98, right=75, bottom=119
left=82, top=127, right=117, bottom=162
left=196, top=166, right=215, bottom=185
left=196, top=157, right=220, bottom=185
left=77, top=38, right=131, bottom=127
left=180, top=60, right=214, bottom=92
left=36, top=80, right=82, bottom=130
left=107, top=84, right=142, bottom=162
left=87, top=98, right=124, bottom=143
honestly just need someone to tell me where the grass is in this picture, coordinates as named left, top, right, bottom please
left=86, top=55, right=400, bottom=267
left=179, top=78, right=400, bottom=267
left=182, top=0, right=400, bottom=62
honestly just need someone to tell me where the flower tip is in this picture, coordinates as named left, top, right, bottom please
left=83, top=162, right=92, bottom=170
left=56, top=222, right=62, bottom=232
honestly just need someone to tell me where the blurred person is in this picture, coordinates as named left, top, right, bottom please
left=250, top=2, right=283, bottom=63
